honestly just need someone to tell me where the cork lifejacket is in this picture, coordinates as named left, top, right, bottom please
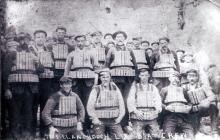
left=71, top=50, right=93, bottom=70
left=130, top=83, right=159, bottom=120
left=154, top=51, right=176, bottom=70
left=52, top=92, right=77, bottom=127
left=110, top=50, right=133, bottom=68
left=132, top=49, right=149, bottom=70
left=94, top=85, right=120, bottom=119
left=52, top=43, right=68, bottom=69
left=186, top=86, right=207, bottom=105
left=38, top=51, right=54, bottom=78
left=8, top=52, right=39, bottom=83
left=164, top=86, right=190, bottom=113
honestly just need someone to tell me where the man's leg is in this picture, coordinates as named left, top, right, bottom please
left=10, top=93, right=23, bottom=139
left=148, top=119, right=161, bottom=139
left=22, top=87, right=34, bottom=138
left=209, top=104, right=219, bottom=134
left=180, top=120, right=194, bottom=139
left=131, top=120, right=145, bottom=140
left=108, top=124, right=124, bottom=140
left=162, top=115, right=177, bottom=139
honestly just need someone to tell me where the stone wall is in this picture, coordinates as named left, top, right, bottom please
left=6, top=0, right=220, bottom=67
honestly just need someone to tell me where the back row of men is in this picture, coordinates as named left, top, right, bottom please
left=2, top=26, right=220, bottom=139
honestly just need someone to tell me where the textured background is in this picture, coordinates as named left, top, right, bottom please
left=5, top=0, right=220, bottom=67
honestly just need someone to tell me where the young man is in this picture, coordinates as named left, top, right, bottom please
left=42, top=76, right=87, bottom=140
left=52, top=26, right=70, bottom=92
left=3, top=33, right=43, bottom=139
left=91, top=31, right=107, bottom=68
left=87, top=68, right=125, bottom=140
left=140, top=40, right=150, bottom=50
left=183, top=69, right=216, bottom=134
left=34, top=29, right=55, bottom=137
left=106, top=31, right=136, bottom=130
left=152, top=37, right=180, bottom=91
left=160, top=72, right=194, bottom=139
left=127, top=69, right=162, bottom=139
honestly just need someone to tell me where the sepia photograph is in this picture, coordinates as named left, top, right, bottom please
left=1, top=0, right=220, bottom=139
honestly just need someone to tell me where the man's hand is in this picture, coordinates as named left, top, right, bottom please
left=92, top=118, right=102, bottom=125
left=114, top=117, right=122, bottom=124
left=77, top=122, right=83, bottom=131
left=199, top=100, right=210, bottom=109
left=4, top=89, right=12, bottom=100
left=49, top=126, right=59, bottom=139
left=134, top=110, right=144, bottom=120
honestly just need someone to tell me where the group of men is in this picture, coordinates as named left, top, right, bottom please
left=1, top=26, right=220, bottom=140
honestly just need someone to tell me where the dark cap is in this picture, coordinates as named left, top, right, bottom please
left=97, top=68, right=111, bottom=75
left=112, top=31, right=127, bottom=40
left=159, top=37, right=170, bottom=43
left=74, top=35, right=86, bottom=41
left=151, top=42, right=159, bottom=46
left=34, top=30, right=47, bottom=37
left=59, top=76, right=72, bottom=83
left=132, top=37, right=142, bottom=41
left=104, top=33, right=113, bottom=39
left=56, top=26, right=67, bottom=32
left=176, top=49, right=185, bottom=53
left=186, top=69, right=199, bottom=75
left=91, top=31, right=102, bottom=37
left=141, top=40, right=150, bottom=45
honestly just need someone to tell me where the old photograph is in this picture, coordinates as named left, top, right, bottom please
left=1, top=0, right=220, bottom=139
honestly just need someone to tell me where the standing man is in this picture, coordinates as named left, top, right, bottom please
left=3, top=33, right=43, bottom=139
left=42, top=76, right=88, bottom=140
left=52, top=26, right=69, bottom=92
left=152, top=37, right=179, bottom=91
left=160, top=72, right=194, bottom=139
left=64, top=35, right=99, bottom=132
left=91, top=31, right=107, bottom=68
left=127, top=69, right=162, bottom=139
left=183, top=69, right=216, bottom=135
left=34, top=30, right=55, bottom=137
left=87, top=68, right=125, bottom=140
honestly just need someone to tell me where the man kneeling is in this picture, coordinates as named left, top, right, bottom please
left=42, top=76, right=88, bottom=140
left=87, top=68, right=125, bottom=140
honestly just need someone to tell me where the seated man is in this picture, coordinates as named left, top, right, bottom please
left=127, top=69, right=162, bottom=140
left=87, top=68, right=125, bottom=140
left=160, top=72, right=194, bottom=139
left=183, top=69, right=216, bottom=135
left=42, top=76, right=88, bottom=140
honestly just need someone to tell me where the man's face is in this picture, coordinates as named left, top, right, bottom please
left=152, top=43, right=159, bottom=50
left=76, top=37, right=86, bottom=50
left=126, top=43, right=134, bottom=50
left=100, top=72, right=111, bottom=86
left=176, top=51, right=184, bottom=61
left=187, top=72, right=199, bottom=85
left=56, top=29, right=66, bottom=40
left=146, top=49, right=153, bottom=57
left=115, top=33, right=125, bottom=45
left=60, top=82, right=72, bottom=93
left=141, top=43, right=149, bottom=50
left=169, top=75, right=180, bottom=86
left=35, top=33, right=46, bottom=46
left=8, top=45, right=17, bottom=52
left=107, top=43, right=115, bottom=49
left=184, top=55, right=193, bottom=63
left=93, top=35, right=102, bottom=44
left=139, top=71, right=149, bottom=84
left=159, top=40, right=169, bottom=50
left=105, top=35, right=113, bottom=42
left=133, top=40, right=140, bottom=48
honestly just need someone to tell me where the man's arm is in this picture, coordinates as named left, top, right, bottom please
left=86, top=87, right=99, bottom=122
left=127, top=83, right=137, bottom=113
left=106, top=47, right=114, bottom=67
left=172, top=51, right=180, bottom=72
left=116, top=86, right=125, bottom=122
left=153, top=86, right=162, bottom=113
left=42, top=96, right=57, bottom=126
left=64, top=53, right=73, bottom=76
left=75, top=94, right=85, bottom=123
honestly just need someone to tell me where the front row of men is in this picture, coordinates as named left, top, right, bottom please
left=41, top=67, right=216, bottom=140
